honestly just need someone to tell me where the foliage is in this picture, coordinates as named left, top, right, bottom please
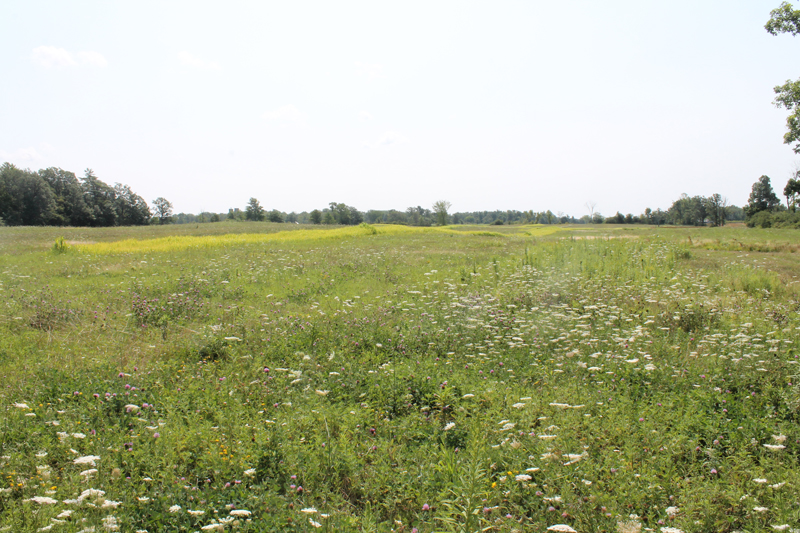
left=745, top=175, right=782, bottom=218
left=432, top=200, right=451, bottom=226
left=245, top=197, right=265, bottom=221
left=766, top=2, right=800, bottom=153
left=152, top=197, right=174, bottom=225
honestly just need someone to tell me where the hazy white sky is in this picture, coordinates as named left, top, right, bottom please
left=1, top=1, right=798, bottom=217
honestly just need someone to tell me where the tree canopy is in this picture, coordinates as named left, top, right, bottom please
left=767, top=2, right=800, bottom=153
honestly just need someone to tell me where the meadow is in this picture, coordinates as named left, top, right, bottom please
left=1, top=221, right=799, bottom=532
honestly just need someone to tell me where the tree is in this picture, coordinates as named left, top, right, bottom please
left=784, top=171, right=800, bottom=210
left=114, top=183, right=151, bottom=226
left=432, top=200, right=452, bottom=226
left=745, top=175, right=781, bottom=217
left=0, top=163, right=56, bottom=225
left=245, top=198, right=265, bottom=221
left=766, top=2, right=800, bottom=153
left=38, top=167, right=92, bottom=226
left=705, top=193, right=728, bottom=227
left=267, top=209, right=284, bottom=222
left=81, top=169, right=117, bottom=227
left=309, top=209, right=322, bottom=224
left=152, top=197, right=173, bottom=224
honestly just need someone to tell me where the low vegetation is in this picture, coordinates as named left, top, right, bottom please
left=1, top=222, right=799, bottom=532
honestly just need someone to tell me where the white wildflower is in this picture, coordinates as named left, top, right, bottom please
left=309, top=519, right=322, bottom=528
left=243, top=468, right=256, bottom=477
left=169, top=505, right=181, bottom=513
left=230, top=509, right=251, bottom=517
left=13, top=403, right=29, bottom=409
left=301, top=507, right=318, bottom=514
left=29, top=496, right=59, bottom=504
left=444, top=422, right=455, bottom=431
left=515, top=474, right=532, bottom=481
left=547, top=525, right=576, bottom=532
left=74, top=455, right=101, bottom=466
left=188, top=510, right=205, bottom=516
left=80, top=468, right=98, bottom=479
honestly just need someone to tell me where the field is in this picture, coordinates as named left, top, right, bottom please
left=1, top=221, right=800, bottom=532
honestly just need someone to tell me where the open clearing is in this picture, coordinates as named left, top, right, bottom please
left=1, top=222, right=799, bottom=532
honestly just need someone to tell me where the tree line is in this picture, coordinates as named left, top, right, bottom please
left=0, top=162, right=780, bottom=230
left=740, top=172, right=800, bottom=228
left=0, top=163, right=173, bottom=227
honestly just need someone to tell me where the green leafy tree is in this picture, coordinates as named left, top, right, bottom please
left=81, top=169, right=117, bottom=227
left=784, top=174, right=800, bottom=210
left=0, top=163, right=56, bottom=225
left=432, top=200, right=452, bottom=226
left=267, top=209, right=284, bottom=222
left=309, top=209, right=322, bottom=224
left=766, top=2, right=800, bottom=153
left=152, top=197, right=174, bottom=224
left=114, top=184, right=151, bottom=226
left=38, top=167, right=92, bottom=226
left=705, top=193, right=728, bottom=227
left=245, top=197, right=265, bottom=221
left=745, top=175, right=781, bottom=217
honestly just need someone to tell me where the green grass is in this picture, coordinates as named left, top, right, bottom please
left=1, top=222, right=799, bottom=532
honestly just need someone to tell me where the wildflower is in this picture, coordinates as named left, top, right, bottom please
left=102, top=500, right=121, bottom=509
left=80, top=469, right=98, bottom=479
left=547, top=525, right=577, bottom=532
left=301, top=507, right=318, bottom=514
left=169, top=505, right=181, bottom=513
left=763, top=444, right=786, bottom=451
left=754, top=478, right=768, bottom=483
left=29, top=496, right=59, bottom=504
left=444, top=422, right=455, bottom=431
left=77, top=488, right=105, bottom=504
left=753, top=506, right=768, bottom=512
left=13, top=403, right=29, bottom=409
left=772, top=525, right=790, bottom=531
left=102, top=515, right=119, bottom=531
left=512, top=403, right=526, bottom=409
left=309, top=519, right=322, bottom=528
left=188, top=510, right=204, bottom=516
left=772, top=434, right=787, bottom=443
left=664, top=506, right=679, bottom=517
left=201, top=524, right=224, bottom=531
left=230, top=509, right=251, bottom=517
left=243, top=468, right=256, bottom=477
left=74, top=455, right=101, bottom=466
left=617, top=521, right=642, bottom=533
left=315, top=390, right=330, bottom=396
left=422, top=503, right=430, bottom=511
left=515, top=474, right=532, bottom=482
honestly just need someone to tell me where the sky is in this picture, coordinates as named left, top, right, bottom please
left=1, top=1, right=799, bottom=217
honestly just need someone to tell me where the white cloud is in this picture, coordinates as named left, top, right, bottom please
left=263, top=104, right=304, bottom=122
left=355, top=61, right=386, bottom=79
left=0, top=147, right=42, bottom=161
left=359, top=110, right=373, bottom=121
left=363, top=131, right=408, bottom=148
left=177, top=51, right=220, bottom=70
left=31, top=46, right=107, bottom=69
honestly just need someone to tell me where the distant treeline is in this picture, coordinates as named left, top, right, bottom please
left=0, top=163, right=173, bottom=227
left=174, top=197, right=744, bottom=227
left=1, top=162, right=749, bottom=228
